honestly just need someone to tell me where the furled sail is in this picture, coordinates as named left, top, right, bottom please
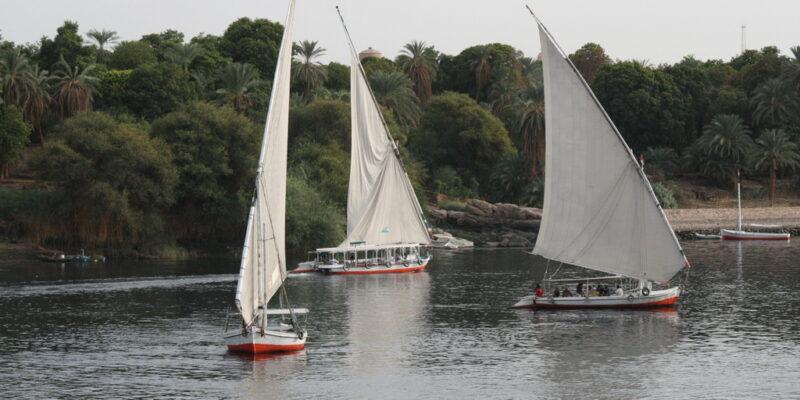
left=235, top=0, right=295, bottom=325
left=340, top=52, right=430, bottom=247
left=531, top=22, right=688, bottom=283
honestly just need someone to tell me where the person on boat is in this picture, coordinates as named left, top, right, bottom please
left=330, top=258, right=339, bottom=265
left=534, top=284, right=544, bottom=297
left=576, top=283, right=584, bottom=296
left=614, top=285, right=624, bottom=296
left=562, top=287, right=573, bottom=297
left=590, top=286, right=599, bottom=296
left=552, top=287, right=561, bottom=297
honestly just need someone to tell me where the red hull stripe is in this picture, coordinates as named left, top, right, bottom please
left=227, top=343, right=305, bottom=354
left=512, top=296, right=679, bottom=310
left=327, top=265, right=427, bottom=275
left=721, top=235, right=789, bottom=240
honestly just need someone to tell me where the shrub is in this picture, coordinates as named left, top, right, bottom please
left=438, top=200, right=466, bottom=212
left=652, top=182, right=678, bottom=209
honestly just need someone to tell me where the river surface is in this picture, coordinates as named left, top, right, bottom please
left=1, top=241, right=799, bottom=399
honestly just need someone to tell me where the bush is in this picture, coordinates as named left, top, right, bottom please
left=432, top=166, right=477, bottom=199
left=652, top=182, right=678, bottom=209
left=286, top=174, right=345, bottom=251
left=438, top=200, right=466, bottom=212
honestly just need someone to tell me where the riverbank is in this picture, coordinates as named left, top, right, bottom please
left=666, top=207, right=800, bottom=239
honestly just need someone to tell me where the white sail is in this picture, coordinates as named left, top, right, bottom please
left=340, top=53, right=430, bottom=247
left=235, top=0, right=295, bottom=325
left=531, top=23, right=687, bottom=283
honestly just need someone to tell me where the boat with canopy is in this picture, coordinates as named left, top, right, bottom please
left=292, top=7, right=432, bottom=275
left=720, top=170, right=790, bottom=240
left=512, top=7, right=690, bottom=309
left=223, top=0, right=308, bottom=353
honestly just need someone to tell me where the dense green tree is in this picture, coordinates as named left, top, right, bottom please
left=51, top=56, right=100, bottom=117
left=109, top=41, right=157, bottom=70
left=738, top=46, right=787, bottom=95
left=292, top=40, right=327, bottom=97
left=687, top=114, right=753, bottom=187
left=164, top=43, right=203, bottom=73
left=30, top=112, right=177, bottom=248
left=220, top=17, right=283, bottom=77
left=124, top=63, right=196, bottom=119
left=411, top=91, right=514, bottom=191
left=95, top=69, right=131, bottom=113
left=751, top=78, right=799, bottom=128
left=36, top=21, right=95, bottom=69
left=85, top=29, right=119, bottom=62
left=368, top=70, right=421, bottom=127
left=150, top=102, right=257, bottom=243
left=215, top=62, right=263, bottom=113
left=752, top=129, right=800, bottom=204
left=783, top=46, right=800, bottom=90
left=593, top=61, right=690, bottom=152
left=706, top=86, right=749, bottom=122
left=289, top=99, right=350, bottom=149
left=0, top=106, right=30, bottom=180
left=569, top=42, right=610, bottom=84
left=0, top=48, right=31, bottom=106
left=440, top=43, right=522, bottom=101
left=324, top=62, right=349, bottom=91
left=21, top=66, right=51, bottom=144
left=141, top=29, right=185, bottom=59
left=513, top=84, right=545, bottom=179
left=396, top=41, right=438, bottom=105
left=642, top=147, right=680, bottom=179
left=285, top=174, right=345, bottom=251
left=663, top=59, right=712, bottom=141
left=361, top=56, right=398, bottom=77
left=188, top=34, right=230, bottom=76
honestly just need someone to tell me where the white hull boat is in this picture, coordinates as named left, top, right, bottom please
left=513, top=9, right=690, bottom=310
left=719, top=229, right=790, bottom=240
left=224, top=310, right=308, bottom=354
left=512, top=287, right=680, bottom=309
left=295, top=256, right=430, bottom=275
left=293, top=243, right=430, bottom=275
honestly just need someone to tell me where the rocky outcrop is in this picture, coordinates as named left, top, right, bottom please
left=429, top=199, right=542, bottom=232
left=428, top=199, right=541, bottom=248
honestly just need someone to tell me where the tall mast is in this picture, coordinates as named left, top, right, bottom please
left=737, top=170, right=743, bottom=231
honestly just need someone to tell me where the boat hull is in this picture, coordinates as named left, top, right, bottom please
left=719, top=229, right=790, bottom=240
left=511, top=286, right=680, bottom=309
left=291, top=257, right=430, bottom=275
left=224, top=326, right=306, bottom=354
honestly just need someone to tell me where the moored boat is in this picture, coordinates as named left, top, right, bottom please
left=223, top=0, right=307, bottom=354
left=514, top=7, right=690, bottom=310
left=720, top=171, right=791, bottom=240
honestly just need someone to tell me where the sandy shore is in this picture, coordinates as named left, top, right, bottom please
left=665, top=207, right=800, bottom=232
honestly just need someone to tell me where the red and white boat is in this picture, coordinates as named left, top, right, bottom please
left=295, top=8, right=433, bottom=275
left=513, top=10, right=690, bottom=310
left=720, top=171, right=790, bottom=240
left=512, top=286, right=680, bottom=309
left=223, top=0, right=308, bottom=354
left=292, top=243, right=430, bottom=275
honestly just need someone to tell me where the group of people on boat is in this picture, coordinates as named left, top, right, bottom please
left=534, top=283, right=624, bottom=298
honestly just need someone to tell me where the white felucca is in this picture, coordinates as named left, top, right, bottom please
left=223, top=0, right=308, bottom=353
left=513, top=8, right=690, bottom=310
left=292, top=7, right=431, bottom=275
left=720, top=170, right=790, bottom=240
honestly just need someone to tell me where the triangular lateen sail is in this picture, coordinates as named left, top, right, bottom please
left=531, top=23, right=687, bottom=283
left=235, top=0, right=296, bottom=325
left=340, top=53, right=430, bottom=247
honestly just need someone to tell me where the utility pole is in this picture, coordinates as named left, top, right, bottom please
left=741, top=25, right=746, bottom=53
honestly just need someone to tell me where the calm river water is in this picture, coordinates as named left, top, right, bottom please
left=1, top=241, right=799, bottom=399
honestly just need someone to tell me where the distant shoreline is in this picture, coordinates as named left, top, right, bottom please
left=666, top=206, right=800, bottom=237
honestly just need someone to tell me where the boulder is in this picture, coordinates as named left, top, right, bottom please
left=428, top=208, right=447, bottom=222
left=494, top=203, right=518, bottom=219
left=467, top=199, right=494, bottom=214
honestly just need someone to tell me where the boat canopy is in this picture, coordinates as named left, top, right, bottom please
left=530, top=17, right=688, bottom=283
left=234, top=0, right=296, bottom=326
left=337, top=17, right=430, bottom=248
left=316, top=242, right=422, bottom=254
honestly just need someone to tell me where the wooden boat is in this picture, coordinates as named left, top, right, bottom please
left=720, top=171, right=790, bottom=240
left=513, top=8, right=689, bottom=310
left=292, top=7, right=432, bottom=275
left=223, top=0, right=307, bottom=354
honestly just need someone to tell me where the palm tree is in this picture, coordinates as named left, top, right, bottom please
left=752, top=129, right=800, bottom=205
left=51, top=56, right=99, bottom=117
left=22, top=66, right=51, bottom=144
left=783, top=46, right=800, bottom=90
left=396, top=41, right=438, bottom=105
left=693, top=114, right=754, bottom=189
left=469, top=46, right=492, bottom=102
left=514, top=84, right=545, bottom=180
left=368, top=70, right=420, bottom=127
left=488, top=68, right=519, bottom=115
left=86, top=29, right=119, bottom=62
left=751, top=78, right=800, bottom=128
left=292, top=40, right=327, bottom=97
left=215, top=62, right=263, bottom=113
left=165, top=43, right=203, bottom=73
left=0, top=48, right=32, bottom=106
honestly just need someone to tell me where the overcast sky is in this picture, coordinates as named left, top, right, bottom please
left=1, top=0, right=797, bottom=65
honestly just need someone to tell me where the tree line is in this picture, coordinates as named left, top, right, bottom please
left=0, top=18, right=798, bottom=254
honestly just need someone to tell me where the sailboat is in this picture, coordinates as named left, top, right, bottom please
left=720, top=170, right=790, bottom=240
left=223, top=0, right=308, bottom=353
left=512, top=7, right=690, bottom=309
left=291, top=7, right=432, bottom=275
